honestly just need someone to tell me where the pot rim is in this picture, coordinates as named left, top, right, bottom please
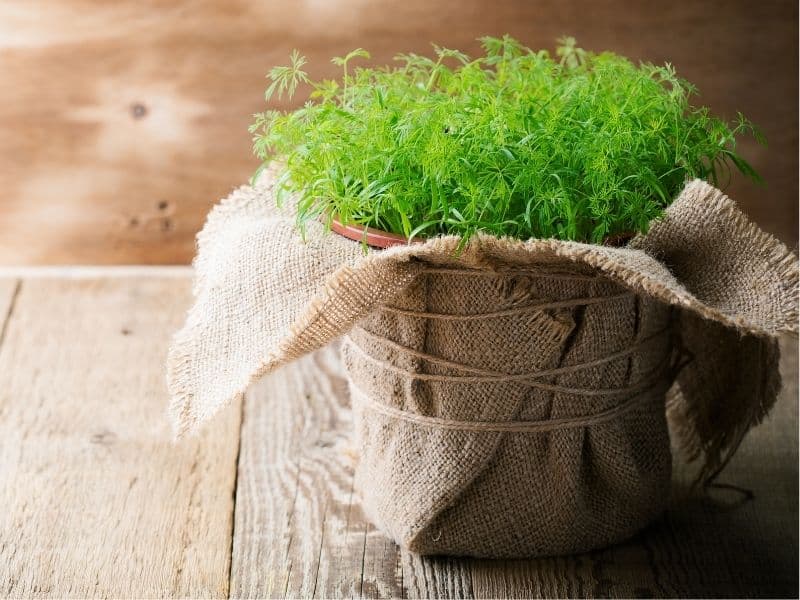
left=329, top=217, right=634, bottom=249
left=329, top=217, right=421, bottom=249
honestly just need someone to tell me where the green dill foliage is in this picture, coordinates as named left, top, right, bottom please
left=250, top=36, right=763, bottom=243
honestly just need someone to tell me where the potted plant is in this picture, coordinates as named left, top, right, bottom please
left=249, top=36, right=762, bottom=248
left=168, top=37, right=798, bottom=559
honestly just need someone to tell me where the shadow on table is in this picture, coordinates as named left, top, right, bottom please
left=593, top=488, right=798, bottom=598
left=463, top=490, right=797, bottom=599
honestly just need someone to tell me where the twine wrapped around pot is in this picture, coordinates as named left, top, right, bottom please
left=167, top=165, right=797, bottom=557
left=343, top=265, right=678, bottom=556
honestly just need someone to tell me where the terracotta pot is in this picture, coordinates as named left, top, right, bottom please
left=329, top=218, right=421, bottom=249
left=330, top=217, right=634, bottom=249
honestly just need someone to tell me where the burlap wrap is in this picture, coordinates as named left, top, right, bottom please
left=168, top=166, right=797, bottom=557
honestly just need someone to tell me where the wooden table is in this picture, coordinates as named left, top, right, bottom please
left=0, top=273, right=796, bottom=598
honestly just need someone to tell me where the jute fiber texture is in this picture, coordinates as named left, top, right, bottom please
left=168, top=167, right=798, bottom=557
left=343, top=266, right=676, bottom=557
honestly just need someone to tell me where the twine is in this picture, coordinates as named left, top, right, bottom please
left=345, top=266, right=677, bottom=432
left=344, top=335, right=673, bottom=397
left=349, top=324, right=669, bottom=383
left=347, top=373, right=669, bottom=433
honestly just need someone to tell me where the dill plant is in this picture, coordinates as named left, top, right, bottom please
left=250, top=36, right=763, bottom=244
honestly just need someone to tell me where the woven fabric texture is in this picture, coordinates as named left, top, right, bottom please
left=167, top=167, right=797, bottom=556
left=343, top=266, right=676, bottom=556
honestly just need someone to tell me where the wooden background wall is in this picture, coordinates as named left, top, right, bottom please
left=1, top=0, right=797, bottom=265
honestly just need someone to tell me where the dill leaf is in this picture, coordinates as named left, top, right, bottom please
left=251, top=37, right=764, bottom=244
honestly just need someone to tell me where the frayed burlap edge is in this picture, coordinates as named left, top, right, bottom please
left=167, top=173, right=798, bottom=482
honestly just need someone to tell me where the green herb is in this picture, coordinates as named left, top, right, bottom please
left=250, top=36, right=763, bottom=244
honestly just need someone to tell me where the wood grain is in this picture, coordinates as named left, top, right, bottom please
left=0, top=277, right=242, bottom=598
left=0, top=279, right=20, bottom=342
left=0, top=0, right=796, bottom=265
left=230, top=347, right=404, bottom=599
left=402, top=553, right=475, bottom=599
left=235, top=336, right=798, bottom=599
left=231, top=344, right=489, bottom=600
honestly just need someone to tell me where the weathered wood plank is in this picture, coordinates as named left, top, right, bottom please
left=0, top=278, right=242, bottom=598
left=402, top=553, right=474, bottom=600
left=0, top=278, right=20, bottom=341
left=232, top=345, right=471, bottom=600
left=470, top=555, right=595, bottom=599
left=231, top=346, right=404, bottom=599
left=0, top=0, right=796, bottom=265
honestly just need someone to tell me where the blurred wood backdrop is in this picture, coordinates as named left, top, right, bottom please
left=0, top=0, right=797, bottom=265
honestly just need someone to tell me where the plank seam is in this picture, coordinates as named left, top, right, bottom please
left=283, top=459, right=304, bottom=599
left=227, top=394, right=247, bottom=599
left=311, top=500, right=329, bottom=599
left=358, top=523, right=367, bottom=599
left=0, top=280, right=21, bottom=350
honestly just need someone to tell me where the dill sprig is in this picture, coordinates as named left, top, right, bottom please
left=250, top=36, right=763, bottom=244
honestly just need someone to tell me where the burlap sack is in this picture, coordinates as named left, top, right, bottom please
left=168, top=166, right=797, bottom=557
left=343, top=264, right=677, bottom=557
